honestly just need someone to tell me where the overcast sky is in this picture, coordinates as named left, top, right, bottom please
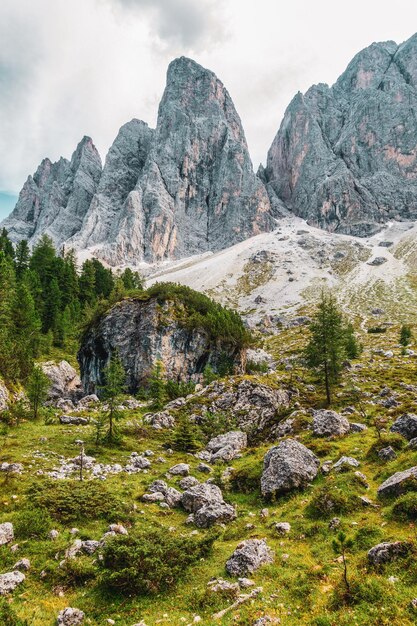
left=1, top=0, right=417, bottom=218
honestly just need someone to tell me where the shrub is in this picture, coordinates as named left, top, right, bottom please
left=168, top=416, right=201, bottom=452
left=59, top=556, right=98, bottom=587
left=246, top=360, right=269, bottom=374
left=0, top=600, right=29, bottom=626
left=100, top=527, right=216, bottom=594
left=199, top=411, right=238, bottom=441
left=27, top=479, right=128, bottom=524
left=367, top=326, right=387, bottom=334
left=230, top=459, right=262, bottom=494
left=165, top=379, right=195, bottom=400
left=307, top=484, right=358, bottom=518
left=14, top=506, right=52, bottom=539
left=391, top=492, right=417, bottom=521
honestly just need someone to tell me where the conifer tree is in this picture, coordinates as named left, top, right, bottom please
left=149, top=360, right=167, bottom=409
left=304, top=291, right=354, bottom=405
left=14, top=240, right=30, bottom=278
left=27, top=365, right=50, bottom=419
left=400, top=324, right=412, bottom=348
left=100, top=351, right=126, bottom=443
left=11, top=280, right=41, bottom=379
left=79, top=260, right=97, bottom=307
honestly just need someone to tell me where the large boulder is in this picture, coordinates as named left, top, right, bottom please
left=205, top=430, right=248, bottom=462
left=368, top=542, right=411, bottom=565
left=390, top=414, right=417, bottom=440
left=181, top=482, right=236, bottom=528
left=41, top=360, right=82, bottom=402
left=225, top=539, right=274, bottom=576
left=312, top=410, right=350, bottom=437
left=0, top=571, right=25, bottom=595
left=377, top=466, right=417, bottom=498
left=78, top=297, right=245, bottom=394
left=261, top=439, right=320, bottom=497
left=0, top=522, right=14, bottom=546
left=194, top=502, right=237, bottom=528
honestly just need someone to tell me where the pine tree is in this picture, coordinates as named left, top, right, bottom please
left=79, top=260, right=96, bottom=307
left=11, top=280, right=41, bottom=379
left=100, top=352, right=126, bottom=444
left=344, top=323, right=361, bottom=359
left=0, top=228, right=15, bottom=260
left=304, top=292, right=348, bottom=405
left=14, top=240, right=30, bottom=278
left=121, top=268, right=143, bottom=291
left=0, top=252, right=17, bottom=381
left=92, top=259, right=114, bottom=298
left=27, top=365, right=50, bottom=419
left=400, top=324, right=412, bottom=348
left=332, top=531, right=354, bottom=596
left=170, top=415, right=200, bottom=452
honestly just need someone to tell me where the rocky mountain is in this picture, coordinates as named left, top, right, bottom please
left=265, top=33, right=417, bottom=236
left=2, top=137, right=102, bottom=248
left=3, top=57, right=273, bottom=264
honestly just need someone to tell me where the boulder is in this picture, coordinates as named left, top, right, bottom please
left=194, top=502, right=237, bottom=528
left=0, top=522, right=14, bottom=546
left=168, top=463, right=190, bottom=476
left=57, top=607, right=85, bottom=625
left=312, top=410, right=350, bottom=437
left=182, top=483, right=224, bottom=513
left=377, top=466, right=417, bottom=498
left=378, top=446, right=397, bottom=461
left=261, top=439, right=320, bottom=497
left=147, top=480, right=182, bottom=508
left=143, top=411, right=176, bottom=430
left=350, top=422, right=367, bottom=433
left=0, top=570, right=25, bottom=595
left=179, top=476, right=200, bottom=490
left=390, top=414, right=417, bottom=440
left=41, top=360, right=82, bottom=402
left=0, top=380, right=9, bottom=412
left=225, top=539, right=274, bottom=576
left=274, top=522, right=291, bottom=535
left=205, top=430, right=248, bottom=462
left=333, top=456, right=360, bottom=471
left=13, top=558, right=30, bottom=571
left=368, top=542, right=411, bottom=565
left=60, top=415, right=88, bottom=426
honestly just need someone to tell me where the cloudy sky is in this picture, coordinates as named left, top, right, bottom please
left=1, top=0, right=417, bottom=218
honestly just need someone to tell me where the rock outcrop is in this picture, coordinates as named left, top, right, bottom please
left=41, top=360, right=82, bottom=403
left=3, top=58, right=273, bottom=265
left=78, top=296, right=245, bottom=395
left=265, top=34, right=417, bottom=236
left=377, top=466, right=417, bottom=498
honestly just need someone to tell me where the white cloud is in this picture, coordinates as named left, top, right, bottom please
left=1, top=0, right=417, bottom=198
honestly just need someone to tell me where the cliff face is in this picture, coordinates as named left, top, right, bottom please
left=266, top=34, right=417, bottom=236
left=3, top=57, right=273, bottom=264
left=78, top=297, right=245, bottom=395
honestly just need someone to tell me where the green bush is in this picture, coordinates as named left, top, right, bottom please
left=14, top=506, right=52, bottom=539
left=168, top=416, right=201, bottom=452
left=59, top=556, right=98, bottom=587
left=199, top=411, right=238, bottom=441
left=230, top=459, right=262, bottom=494
left=27, top=479, right=128, bottom=524
left=100, top=527, right=216, bottom=594
left=246, top=360, right=269, bottom=373
left=307, top=484, right=358, bottom=518
left=165, top=379, right=195, bottom=400
left=0, top=600, right=29, bottom=626
left=367, top=326, right=387, bottom=334
left=391, top=492, right=417, bottom=521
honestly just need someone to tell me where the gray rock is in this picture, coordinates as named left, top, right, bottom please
left=181, top=483, right=224, bottom=513
left=0, top=522, right=14, bottom=546
left=57, top=607, right=85, bottom=625
left=261, top=439, right=320, bottom=497
left=41, top=360, right=82, bottom=402
left=377, top=466, right=417, bottom=498
left=390, top=414, right=417, bottom=440
left=368, top=542, right=411, bottom=565
left=194, top=502, right=237, bottom=528
left=147, top=480, right=182, bottom=508
left=368, top=257, right=387, bottom=266
left=168, top=463, right=189, bottom=476
left=0, top=570, right=25, bottom=595
left=378, top=446, right=397, bottom=461
left=265, top=34, right=417, bottom=236
left=78, top=298, right=244, bottom=395
left=274, top=522, right=291, bottom=535
left=60, top=415, right=88, bottom=426
left=312, top=410, right=350, bottom=437
left=0, top=462, right=23, bottom=474
left=205, top=430, right=247, bottom=462
left=144, top=411, right=176, bottom=430
left=408, top=438, right=417, bottom=449
left=13, top=558, right=30, bottom=571
left=179, top=476, right=200, bottom=489
left=350, top=422, right=367, bottom=433
left=225, top=539, right=274, bottom=576
left=333, top=456, right=360, bottom=471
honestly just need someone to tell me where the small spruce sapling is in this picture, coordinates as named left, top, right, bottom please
left=332, top=531, right=353, bottom=596
left=400, top=325, right=412, bottom=354
left=100, top=351, right=127, bottom=444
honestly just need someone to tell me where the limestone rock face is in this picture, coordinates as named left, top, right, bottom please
left=2, top=137, right=102, bottom=247
left=3, top=58, right=273, bottom=265
left=78, top=297, right=245, bottom=395
left=266, top=34, right=417, bottom=236
left=41, top=360, right=82, bottom=402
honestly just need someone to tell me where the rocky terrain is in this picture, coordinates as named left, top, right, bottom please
left=2, top=58, right=273, bottom=264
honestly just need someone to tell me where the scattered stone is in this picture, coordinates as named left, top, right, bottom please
left=350, top=422, right=367, bottom=433
left=197, top=463, right=212, bottom=473
left=181, top=483, right=236, bottom=527
left=368, top=542, right=411, bottom=565
left=226, top=539, right=274, bottom=576
left=390, top=414, right=417, bottom=440
left=194, top=502, right=237, bottom=528
left=312, top=410, right=350, bottom=437
left=49, top=530, right=59, bottom=540
left=333, top=456, right=360, bottom=471
left=179, top=476, right=200, bottom=490
left=329, top=517, right=341, bottom=530
left=59, top=415, right=88, bottom=426
left=0, top=570, right=25, bottom=595
left=0, top=462, right=23, bottom=474
left=108, top=524, right=128, bottom=535
left=13, top=558, right=30, bottom=571
left=57, top=607, right=85, bottom=625
left=261, top=439, right=320, bottom=497
left=0, top=522, right=14, bottom=546
left=378, top=446, right=397, bottom=461
left=377, top=466, right=417, bottom=498
left=274, top=522, right=291, bottom=535
left=143, top=411, right=176, bottom=430
left=367, top=257, right=387, bottom=266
